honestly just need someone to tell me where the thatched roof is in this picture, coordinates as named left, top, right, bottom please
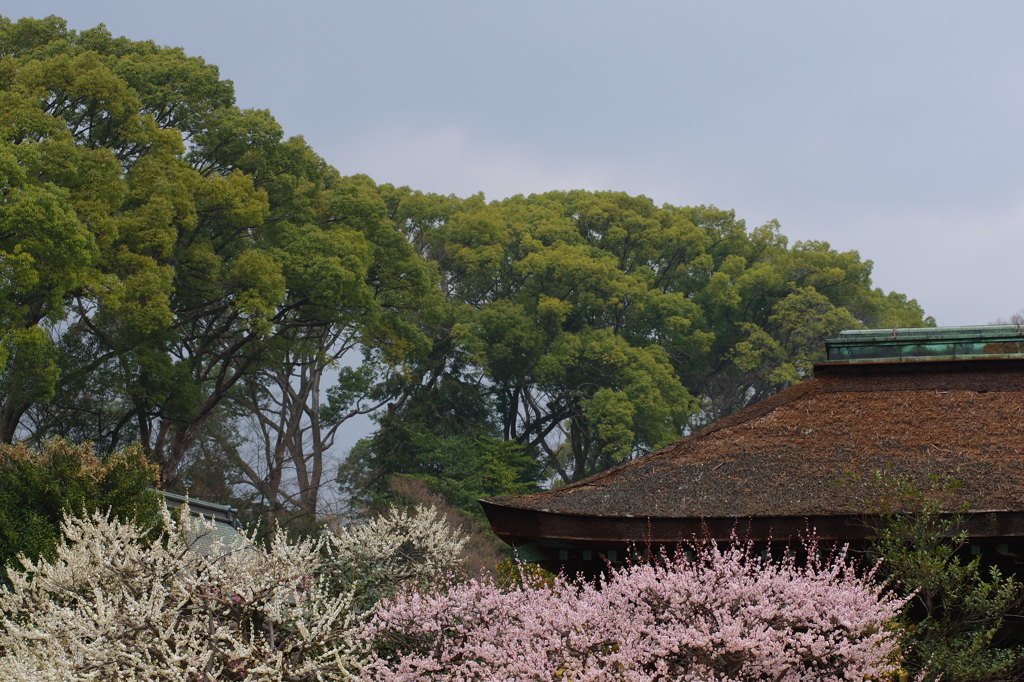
left=482, top=327, right=1024, bottom=548
left=487, top=359, right=1024, bottom=519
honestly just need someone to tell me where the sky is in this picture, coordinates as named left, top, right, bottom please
left=8, top=0, right=1024, bottom=326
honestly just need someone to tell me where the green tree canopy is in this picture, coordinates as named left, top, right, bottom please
left=348, top=187, right=932, bottom=494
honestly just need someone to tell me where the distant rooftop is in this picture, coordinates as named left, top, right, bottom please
left=161, top=491, right=241, bottom=557
left=825, top=325, right=1024, bottom=364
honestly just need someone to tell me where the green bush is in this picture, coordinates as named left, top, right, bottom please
left=0, top=439, right=162, bottom=572
left=867, top=473, right=1024, bottom=682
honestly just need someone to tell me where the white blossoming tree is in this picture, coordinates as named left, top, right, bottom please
left=323, top=504, right=470, bottom=613
left=0, top=503, right=467, bottom=681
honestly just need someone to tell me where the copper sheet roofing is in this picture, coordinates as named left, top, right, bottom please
left=486, top=327, right=1024, bottom=520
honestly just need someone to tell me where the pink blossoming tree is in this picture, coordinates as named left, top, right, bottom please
left=361, top=542, right=907, bottom=681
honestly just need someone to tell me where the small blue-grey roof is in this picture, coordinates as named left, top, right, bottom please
left=160, top=491, right=243, bottom=557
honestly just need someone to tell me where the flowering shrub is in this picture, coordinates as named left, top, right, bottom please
left=361, top=542, right=907, bottom=681
left=0, top=503, right=467, bottom=681
left=324, top=504, right=469, bottom=613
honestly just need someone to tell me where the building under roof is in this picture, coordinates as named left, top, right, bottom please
left=481, top=326, right=1024, bottom=574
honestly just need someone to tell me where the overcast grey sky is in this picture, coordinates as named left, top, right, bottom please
left=9, top=0, right=1024, bottom=326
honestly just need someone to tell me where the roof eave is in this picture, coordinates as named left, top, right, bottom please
left=480, top=500, right=1024, bottom=546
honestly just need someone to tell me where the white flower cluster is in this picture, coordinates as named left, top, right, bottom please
left=0, top=503, right=467, bottom=681
left=327, top=505, right=468, bottom=582
left=321, top=505, right=470, bottom=616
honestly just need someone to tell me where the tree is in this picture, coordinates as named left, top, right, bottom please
left=0, top=14, right=267, bottom=472
left=0, top=15, right=201, bottom=444
left=375, top=189, right=702, bottom=483
left=325, top=504, right=470, bottom=613
left=361, top=539, right=907, bottom=681
left=866, top=473, right=1024, bottom=682
left=342, top=430, right=541, bottom=526
left=337, top=262, right=547, bottom=517
left=366, top=187, right=933, bottom=489
left=227, top=350, right=383, bottom=532
left=3, top=14, right=935, bottom=523
left=2, top=17, right=437, bottom=523
left=992, top=309, right=1024, bottom=325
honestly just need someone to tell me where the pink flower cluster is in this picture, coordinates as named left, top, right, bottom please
left=361, top=543, right=905, bottom=681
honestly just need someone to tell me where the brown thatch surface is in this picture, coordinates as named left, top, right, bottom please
left=487, top=359, right=1024, bottom=518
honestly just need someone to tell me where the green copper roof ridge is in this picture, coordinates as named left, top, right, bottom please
left=825, top=325, right=1024, bottom=363
left=834, top=325, right=1023, bottom=340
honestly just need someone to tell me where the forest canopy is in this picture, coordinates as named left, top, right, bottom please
left=0, top=15, right=933, bottom=527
